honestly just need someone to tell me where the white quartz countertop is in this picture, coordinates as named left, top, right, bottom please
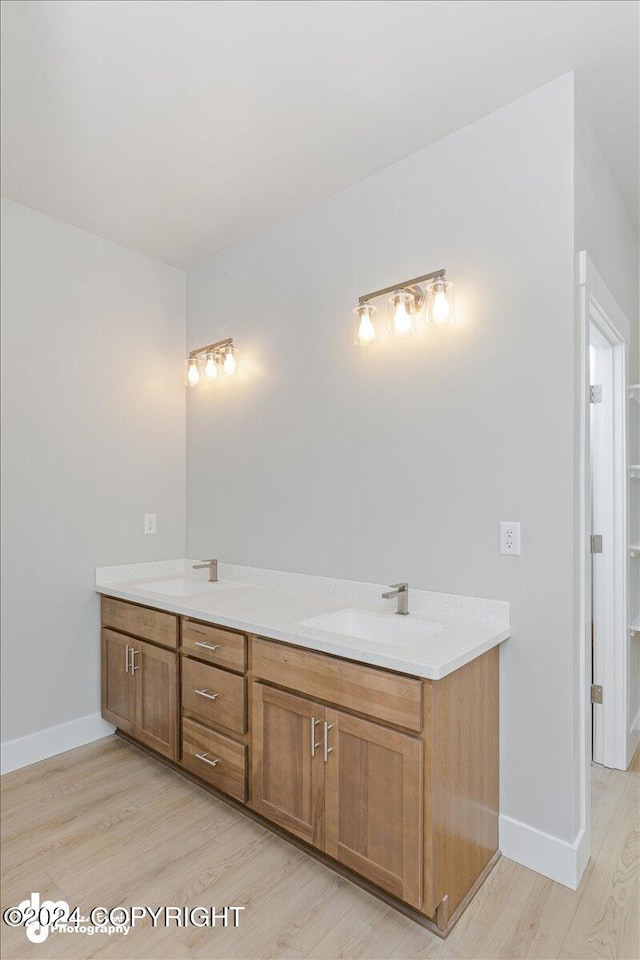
left=95, top=560, right=510, bottom=680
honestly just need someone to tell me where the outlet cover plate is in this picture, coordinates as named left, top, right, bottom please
left=500, top=521, right=521, bottom=555
left=144, top=514, right=157, bottom=535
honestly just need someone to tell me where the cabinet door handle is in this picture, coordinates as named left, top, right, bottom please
left=195, top=688, right=218, bottom=701
left=125, top=644, right=130, bottom=674
left=323, top=721, right=334, bottom=763
left=310, top=716, right=321, bottom=756
left=195, top=641, right=219, bottom=651
left=130, top=648, right=140, bottom=672
left=195, top=752, right=220, bottom=767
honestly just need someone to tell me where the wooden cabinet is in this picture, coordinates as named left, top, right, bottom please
left=100, top=597, right=499, bottom=935
left=252, top=685, right=325, bottom=846
left=324, top=709, right=422, bottom=908
left=180, top=617, right=250, bottom=804
left=100, top=617, right=178, bottom=761
left=251, top=682, right=423, bottom=907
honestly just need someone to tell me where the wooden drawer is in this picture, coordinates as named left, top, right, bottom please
left=252, top=638, right=422, bottom=732
left=182, top=658, right=247, bottom=735
left=181, top=619, right=246, bottom=673
left=181, top=718, right=247, bottom=802
left=101, top=596, right=177, bottom=649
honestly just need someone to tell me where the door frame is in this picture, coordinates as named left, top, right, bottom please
left=576, top=253, right=630, bottom=844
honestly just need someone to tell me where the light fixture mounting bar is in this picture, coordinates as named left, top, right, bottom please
left=358, top=269, right=446, bottom=304
left=189, top=337, right=233, bottom=359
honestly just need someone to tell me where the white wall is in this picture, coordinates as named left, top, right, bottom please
left=574, top=90, right=640, bottom=759
left=1, top=199, right=186, bottom=749
left=187, top=77, right=579, bottom=845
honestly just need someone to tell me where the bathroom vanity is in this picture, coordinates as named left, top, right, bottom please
left=97, top=562, right=509, bottom=937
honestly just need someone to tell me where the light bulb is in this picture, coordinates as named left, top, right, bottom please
left=187, top=358, right=200, bottom=386
left=354, top=303, right=376, bottom=346
left=432, top=290, right=450, bottom=324
left=204, top=351, right=218, bottom=381
left=358, top=314, right=375, bottom=345
left=428, top=278, right=454, bottom=325
left=223, top=347, right=236, bottom=375
left=393, top=299, right=412, bottom=336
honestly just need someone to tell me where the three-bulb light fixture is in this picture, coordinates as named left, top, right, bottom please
left=186, top=337, right=237, bottom=387
left=354, top=269, right=454, bottom=346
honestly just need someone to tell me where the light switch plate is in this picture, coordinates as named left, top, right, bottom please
left=144, top=514, right=157, bottom=535
left=500, top=521, right=521, bottom=555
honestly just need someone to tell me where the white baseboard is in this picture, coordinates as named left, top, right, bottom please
left=1, top=713, right=115, bottom=775
left=499, top=814, right=589, bottom=889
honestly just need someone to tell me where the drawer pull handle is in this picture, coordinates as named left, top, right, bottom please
left=195, top=641, right=219, bottom=651
left=195, top=752, right=220, bottom=767
left=310, top=716, right=321, bottom=757
left=195, top=688, right=218, bottom=701
left=125, top=644, right=130, bottom=674
left=323, top=721, right=334, bottom=763
left=130, top=648, right=140, bottom=672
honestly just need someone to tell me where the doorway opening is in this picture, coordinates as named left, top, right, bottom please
left=577, top=252, right=634, bottom=888
left=589, top=320, right=627, bottom=769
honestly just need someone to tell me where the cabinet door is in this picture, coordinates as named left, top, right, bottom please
left=324, top=709, right=423, bottom=908
left=251, top=684, right=324, bottom=847
left=101, top=629, right=134, bottom=732
left=132, top=639, right=178, bottom=760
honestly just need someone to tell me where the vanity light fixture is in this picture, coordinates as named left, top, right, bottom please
left=186, top=337, right=237, bottom=387
left=355, top=268, right=454, bottom=345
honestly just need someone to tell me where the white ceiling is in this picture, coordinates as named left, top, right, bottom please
left=2, top=0, right=638, bottom=267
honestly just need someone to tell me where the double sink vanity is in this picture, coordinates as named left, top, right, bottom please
left=97, top=559, right=510, bottom=937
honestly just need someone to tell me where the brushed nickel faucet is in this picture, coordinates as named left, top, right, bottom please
left=193, top=559, right=218, bottom=582
left=382, top=582, right=409, bottom=615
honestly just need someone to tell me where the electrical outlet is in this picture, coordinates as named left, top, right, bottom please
left=500, top=521, right=521, bottom=555
left=144, top=514, right=157, bottom=535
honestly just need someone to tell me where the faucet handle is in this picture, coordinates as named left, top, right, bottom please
left=389, top=582, right=408, bottom=591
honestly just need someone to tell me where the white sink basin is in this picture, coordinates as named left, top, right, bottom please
left=301, top=608, right=444, bottom=646
left=131, top=577, right=223, bottom=597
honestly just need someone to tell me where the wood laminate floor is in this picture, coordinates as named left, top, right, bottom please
left=1, top=737, right=638, bottom=960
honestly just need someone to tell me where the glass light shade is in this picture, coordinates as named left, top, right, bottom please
left=204, top=351, right=219, bottom=381
left=354, top=303, right=377, bottom=346
left=427, top=278, right=454, bottom=325
left=388, top=290, right=416, bottom=336
left=186, top=357, right=201, bottom=387
left=223, top=345, right=236, bottom=375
